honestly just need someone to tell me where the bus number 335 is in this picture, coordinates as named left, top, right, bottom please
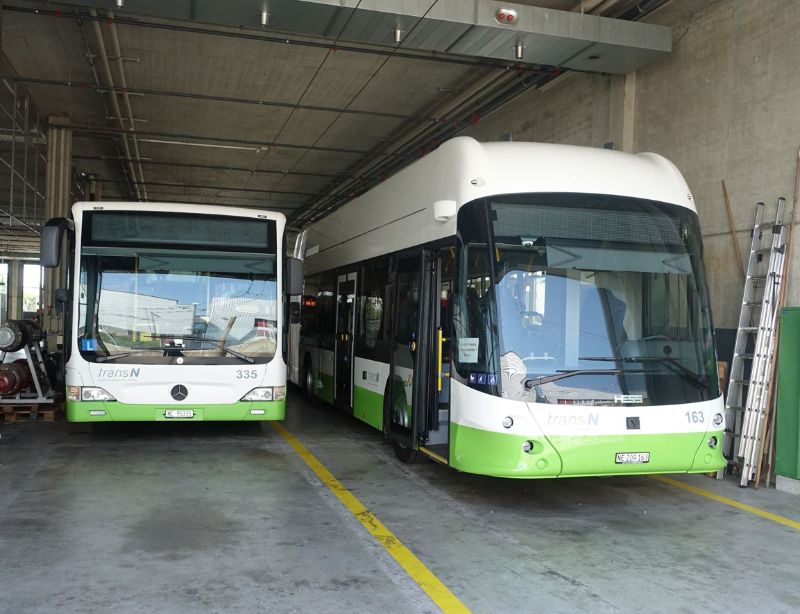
left=236, top=369, right=259, bottom=379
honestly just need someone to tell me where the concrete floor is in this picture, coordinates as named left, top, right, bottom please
left=1, top=393, right=799, bottom=613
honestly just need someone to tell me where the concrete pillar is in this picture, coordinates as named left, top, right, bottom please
left=43, top=117, right=72, bottom=312
left=609, top=72, right=636, bottom=152
left=8, top=260, right=23, bottom=320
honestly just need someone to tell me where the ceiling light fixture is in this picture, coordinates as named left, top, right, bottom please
left=261, top=8, right=269, bottom=27
left=514, top=40, right=524, bottom=60
left=393, top=25, right=404, bottom=44
left=116, top=0, right=124, bottom=8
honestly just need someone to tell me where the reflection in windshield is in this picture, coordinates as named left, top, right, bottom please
left=454, top=195, right=719, bottom=406
left=79, top=249, right=278, bottom=363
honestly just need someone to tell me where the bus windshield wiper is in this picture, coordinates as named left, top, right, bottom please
left=156, top=335, right=256, bottom=364
left=524, top=368, right=654, bottom=389
left=96, top=350, right=152, bottom=363
left=580, top=356, right=707, bottom=389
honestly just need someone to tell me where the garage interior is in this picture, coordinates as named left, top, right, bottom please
left=1, top=0, right=799, bottom=612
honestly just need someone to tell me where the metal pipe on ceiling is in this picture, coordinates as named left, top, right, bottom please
left=0, top=75, right=431, bottom=122
left=571, top=0, right=607, bottom=13
left=75, top=13, right=136, bottom=200
left=3, top=5, right=510, bottom=71
left=98, top=195, right=302, bottom=210
left=70, top=125, right=371, bottom=156
left=293, top=66, right=523, bottom=225
left=71, top=155, right=341, bottom=179
left=89, top=8, right=141, bottom=201
left=94, top=178, right=328, bottom=198
left=294, top=66, right=551, bottom=226
left=107, top=11, right=149, bottom=201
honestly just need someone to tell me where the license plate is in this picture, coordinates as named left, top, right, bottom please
left=615, top=452, right=650, bottom=464
left=165, top=409, right=195, bottom=419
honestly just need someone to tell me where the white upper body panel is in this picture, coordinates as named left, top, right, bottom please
left=304, top=137, right=695, bottom=275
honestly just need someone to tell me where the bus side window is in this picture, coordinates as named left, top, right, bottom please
left=300, top=274, right=320, bottom=341
left=317, top=272, right=337, bottom=350
left=358, top=259, right=386, bottom=349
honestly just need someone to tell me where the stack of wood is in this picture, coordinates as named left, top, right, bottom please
left=0, top=404, right=64, bottom=423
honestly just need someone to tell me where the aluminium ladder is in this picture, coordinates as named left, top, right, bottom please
left=721, top=198, right=788, bottom=486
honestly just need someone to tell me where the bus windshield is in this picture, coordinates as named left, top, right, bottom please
left=454, top=194, right=719, bottom=406
left=78, top=247, right=278, bottom=364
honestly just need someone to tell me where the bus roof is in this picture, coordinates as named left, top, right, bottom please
left=305, top=137, right=697, bottom=274
left=70, top=201, right=287, bottom=225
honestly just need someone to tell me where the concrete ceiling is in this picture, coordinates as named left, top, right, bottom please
left=0, top=0, right=671, bottom=236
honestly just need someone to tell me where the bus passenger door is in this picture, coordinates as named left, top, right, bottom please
left=387, top=249, right=439, bottom=462
left=335, top=272, right=357, bottom=409
left=387, top=252, right=422, bottom=455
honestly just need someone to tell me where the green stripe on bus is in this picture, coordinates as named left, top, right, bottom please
left=449, top=422, right=725, bottom=478
left=316, top=372, right=334, bottom=404
left=66, top=400, right=286, bottom=422
left=353, top=385, right=383, bottom=430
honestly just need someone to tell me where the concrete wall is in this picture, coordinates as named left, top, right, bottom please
left=465, top=0, right=800, bottom=330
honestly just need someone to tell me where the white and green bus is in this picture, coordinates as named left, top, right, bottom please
left=289, top=136, right=726, bottom=478
left=42, top=202, right=301, bottom=422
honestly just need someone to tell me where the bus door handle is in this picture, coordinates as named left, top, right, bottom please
left=436, top=328, right=447, bottom=392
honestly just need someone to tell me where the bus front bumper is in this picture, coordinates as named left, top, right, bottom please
left=66, top=400, right=286, bottom=422
left=449, top=423, right=726, bottom=478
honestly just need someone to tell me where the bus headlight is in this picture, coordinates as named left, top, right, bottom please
left=241, top=387, right=274, bottom=401
left=67, top=386, right=81, bottom=401
left=80, top=387, right=116, bottom=402
left=273, top=386, right=286, bottom=401
left=712, top=413, right=724, bottom=427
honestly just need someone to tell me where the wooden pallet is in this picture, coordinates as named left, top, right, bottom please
left=0, top=404, right=64, bottom=423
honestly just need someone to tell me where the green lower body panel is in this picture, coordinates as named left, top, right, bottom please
left=66, top=399, right=286, bottom=422
left=353, top=385, right=383, bottom=430
left=449, top=422, right=725, bottom=478
left=315, top=372, right=334, bottom=404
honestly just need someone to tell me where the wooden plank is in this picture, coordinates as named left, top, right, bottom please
left=722, top=179, right=745, bottom=280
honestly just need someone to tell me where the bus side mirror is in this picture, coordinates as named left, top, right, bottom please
left=287, top=257, right=303, bottom=296
left=40, top=218, right=74, bottom=268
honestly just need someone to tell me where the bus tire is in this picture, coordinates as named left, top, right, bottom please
left=392, top=439, right=424, bottom=464
left=303, top=357, right=315, bottom=400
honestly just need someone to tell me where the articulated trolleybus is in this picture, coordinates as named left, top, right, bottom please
left=42, top=202, right=301, bottom=422
left=290, top=136, right=726, bottom=478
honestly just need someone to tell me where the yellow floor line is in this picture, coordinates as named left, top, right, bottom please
left=651, top=475, right=800, bottom=531
left=271, top=422, right=470, bottom=613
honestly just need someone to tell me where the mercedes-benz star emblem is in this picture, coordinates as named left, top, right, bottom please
left=171, top=384, right=188, bottom=401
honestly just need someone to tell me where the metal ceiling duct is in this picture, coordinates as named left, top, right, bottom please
left=294, top=0, right=671, bottom=74
left=28, top=0, right=671, bottom=74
